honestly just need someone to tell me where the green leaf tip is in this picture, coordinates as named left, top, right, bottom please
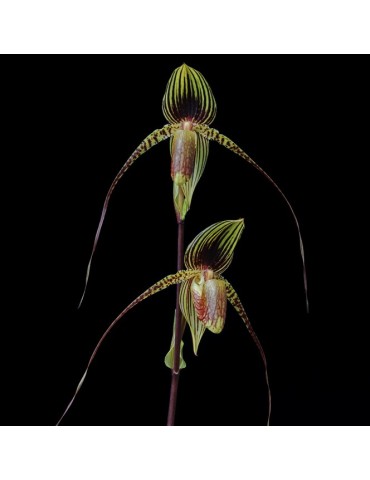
left=164, top=341, right=186, bottom=370
left=164, top=310, right=187, bottom=370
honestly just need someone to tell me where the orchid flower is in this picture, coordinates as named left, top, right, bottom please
left=79, top=64, right=307, bottom=311
left=58, top=219, right=271, bottom=425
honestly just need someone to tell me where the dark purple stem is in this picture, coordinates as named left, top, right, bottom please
left=167, top=220, right=185, bottom=426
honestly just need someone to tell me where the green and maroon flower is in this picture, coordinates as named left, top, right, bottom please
left=58, top=219, right=271, bottom=425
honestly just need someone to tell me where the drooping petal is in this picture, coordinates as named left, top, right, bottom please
left=57, top=269, right=196, bottom=425
left=184, top=219, right=245, bottom=274
left=78, top=123, right=180, bottom=308
left=172, top=132, right=209, bottom=221
left=162, top=64, right=217, bottom=125
left=164, top=310, right=187, bottom=370
left=223, top=277, right=271, bottom=426
left=179, top=278, right=206, bottom=355
left=194, top=124, right=308, bottom=313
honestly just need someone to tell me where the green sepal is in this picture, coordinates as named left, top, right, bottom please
left=162, top=64, right=217, bottom=125
left=184, top=219, right=245, bottom=274
left=179, top=279, right=206, bottom=355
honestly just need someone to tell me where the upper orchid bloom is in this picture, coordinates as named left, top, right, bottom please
left=78, top=64, right=307, bottom=312
left=58, top=219, right=271, bottom=425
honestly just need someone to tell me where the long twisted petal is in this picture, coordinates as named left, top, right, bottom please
left=78, top=123, right=180, bottom=308
left=224, top=278, right=271, bottom=426
left=195, top=125, right=308, bottom=313
left=57, top=269, right=196, bottom=425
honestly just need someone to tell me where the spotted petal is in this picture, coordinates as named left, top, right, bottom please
left=184, top=219, right=245, bottom=274
left=57, top=269, right=196, bottom=425
left=162, top=64, right=217, bottom=125
left=78, top=124, right=179, bottom=307
left=194, top=124, right=308, bottom=312
left=224, top=277, right=271, bottom=425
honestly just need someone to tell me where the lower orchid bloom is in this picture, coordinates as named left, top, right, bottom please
left=57, top=219, right=271, bottom=425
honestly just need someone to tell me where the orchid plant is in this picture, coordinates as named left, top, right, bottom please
left=59, top=63, right=306, bottom=426
left=79, top=64, right=307, bottom=310
left=57, top=219, right=271, bottom=425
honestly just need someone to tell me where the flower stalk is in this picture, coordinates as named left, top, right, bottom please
left=167, top=219, right=185, bottom=425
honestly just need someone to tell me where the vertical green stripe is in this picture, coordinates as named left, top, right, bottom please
left=184, top=219, right=245, bottom=274
left=162, top=64, right=217, bottom=125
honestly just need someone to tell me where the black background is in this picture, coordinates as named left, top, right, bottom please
left=3, top=55, right=368, bottom=426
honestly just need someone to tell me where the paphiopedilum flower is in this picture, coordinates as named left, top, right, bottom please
left=58, top=219, right=271, bottom=425
left=79, top=64, right=307, bottom=310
